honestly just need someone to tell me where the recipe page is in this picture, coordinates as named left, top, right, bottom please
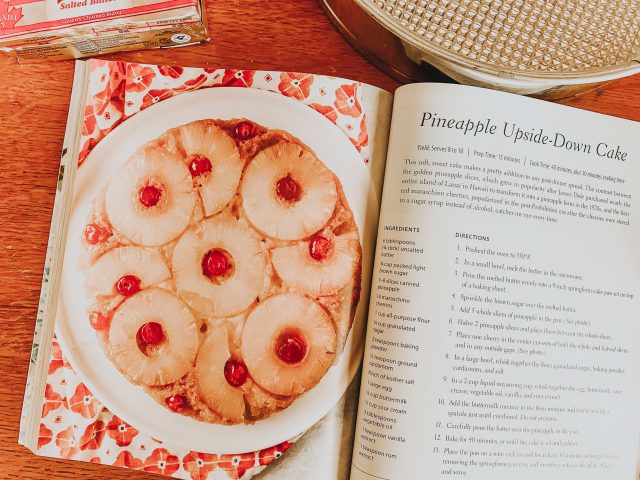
left=351, top=84, right=640, bottom=480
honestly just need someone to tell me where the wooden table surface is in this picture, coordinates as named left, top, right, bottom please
left=0, top=1, right=639, bottom=478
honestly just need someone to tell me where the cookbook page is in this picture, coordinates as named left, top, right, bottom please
left=351, top=83, right=640, bottom=480
left=19, top=59, right=393, bottom=480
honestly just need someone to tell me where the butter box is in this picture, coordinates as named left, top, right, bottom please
left=0, top=0, right=208, bottom=61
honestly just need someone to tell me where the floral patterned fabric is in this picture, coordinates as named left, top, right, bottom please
left=37, top=59, right=372, bottom=479
left=79, top=60, right=371, bottom=167
left=38, top=338, right=294, bottom=479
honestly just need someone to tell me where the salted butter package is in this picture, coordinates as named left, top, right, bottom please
left=0, top=0, right=208, bottom=61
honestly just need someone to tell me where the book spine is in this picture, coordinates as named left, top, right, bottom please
left=18, top=60, right=90, bottom=451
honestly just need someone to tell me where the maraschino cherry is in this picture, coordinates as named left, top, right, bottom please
left=189, top=156, right=212, bottom=177
left=115, top=275, right=141, bottom=296
left=202, top=250, right=232, bottom=279
left=224, top=358, right=248, bottom=387
left=84, top=224, right=103, bottom=245
left=138, top=322, right=164, bottom=345
left=276, top=174, right=301, bottom=202
left=139, top=185, right=162, bottom=207
left=309, top=235, right=331, bottom=261
left=234, top=120, right=256, bottom=140
left=89, top=311, right=110, bottom=331
left=165, top=394, right=188, bottom=412
left=275, top=331, right=307, bottom=365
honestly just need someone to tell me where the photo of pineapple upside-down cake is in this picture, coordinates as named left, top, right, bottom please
left=80, top=118, right=362, bottom=425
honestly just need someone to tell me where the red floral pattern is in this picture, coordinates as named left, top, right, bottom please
left=334, top=83, right=362, bottom=117
left=144, top=448, right=181, bottom=476
left=94, top=65, right=125, bottom=115
left=218, top=453, right=256, bottom=480
left=68, top=383, right=100, bottom=419
left=56, top=426, right=79, bottom=459
left=48, top=339, right=65, bottom=375
left=141, top=89, right=175, bottom=111
left=79, top=137, right=98, bottom=165
left=109, top=80, right=126, bottom=117
left=258, top=441, right=293, bottom=466
left=82, top=105, right=98, bottom=137
left=126, top=65, right=156, bottom=93
left=183, top=452, right=218, bottom=480
left=158, top=65, right=185, bottom=79
left=78, top=61, right=127, bottom=164
left=278, top=72, right=314, bottom=100
left=176, top=73, right=208, bottom=92
left=219, top=69, right=255, bottom=88
left=351, top=116, right=369, bottom=154
left=38, top=423, right=53, bottom=449
left=77, top=61, right=371, bottom=166
left=79, top=420, right=106, bottom=451
left=310, top=103, right=338, bottom=123
left=106, top=415, right=139, bottom=447
left=113, top=450, right=144, bottom=470
left=42, top=383, right=64, bottom=417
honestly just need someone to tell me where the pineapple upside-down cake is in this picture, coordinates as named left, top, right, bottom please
left=80, top=119, right=362, bottom=424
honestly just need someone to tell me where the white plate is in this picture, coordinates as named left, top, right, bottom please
left=56, top=87, right=378, bottom=454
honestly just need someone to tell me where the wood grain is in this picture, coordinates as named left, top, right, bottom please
left=0, top=0, right=638, bottom=478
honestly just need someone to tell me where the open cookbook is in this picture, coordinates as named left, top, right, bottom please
left=18, top=59, right=640, bottom=480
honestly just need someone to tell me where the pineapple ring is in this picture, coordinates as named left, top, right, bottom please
left=105, top=147, right=196, bottom=246
left=271, top=231, right=360, bottom=296
left=172, top=216, right=267, bottom=317
left=241, top=142, right=338, bottom=240
left=195, top=324, right=246, bottom=422
left=176, top=121, right=244, bottom=217
left=108, top=288, right=199, bottom=387
left=86, top=246, right=171, bottom=297
left=242, top=293, right=337, bottom=397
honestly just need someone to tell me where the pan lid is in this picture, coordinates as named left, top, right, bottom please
left=355, top=0, right=640, bottom=78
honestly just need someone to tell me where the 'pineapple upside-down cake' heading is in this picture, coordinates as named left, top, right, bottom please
left=81, top=118, right=362, bottom=424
